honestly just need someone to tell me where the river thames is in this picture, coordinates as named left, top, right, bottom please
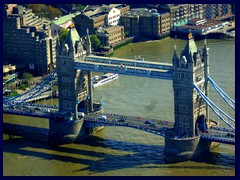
left=3, top=37, right=235, bottom=176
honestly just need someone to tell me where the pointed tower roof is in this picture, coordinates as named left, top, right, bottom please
left=65, top=27, right=81, bottom=49
left=183, top=32, right=198, bottom=60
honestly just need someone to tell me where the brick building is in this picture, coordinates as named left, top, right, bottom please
left=3, top=4, right=56, bottom=75
left=120, top=8, right=170, bottom=39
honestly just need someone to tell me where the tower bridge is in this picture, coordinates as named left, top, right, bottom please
left=74, top=61, right=173, bottom=80
left=3, top=27, right=235, bottom=163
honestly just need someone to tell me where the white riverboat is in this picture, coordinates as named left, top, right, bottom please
left=92, top=73, right=119, bottom=88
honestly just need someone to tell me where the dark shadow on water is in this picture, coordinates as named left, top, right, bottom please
left=3, top=133, right=235, bottom=174
left=194, top=150, right=235, bottom=167
left=3, top=134, right=166, bottom=173
left=2, top=123, right=235, bottom=173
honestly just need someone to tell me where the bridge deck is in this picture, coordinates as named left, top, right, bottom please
left=74, top=61, right=173, bottom=80
left=84, top=55, right=173, bottom=70
left=3, top=107, right=235, bottom=145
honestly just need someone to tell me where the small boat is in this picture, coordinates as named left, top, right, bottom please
left=92, top=73, right=119, bottom=88
left=134, top=55, right=144, bottom=61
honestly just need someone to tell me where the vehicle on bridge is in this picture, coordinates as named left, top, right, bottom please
left=98, top=115, right=107, bottom=120
left=145, top=120, right=155, bottom=125
left=77, top=112, right=85, bottom=118
left=118, top=119, right=125, bottom=122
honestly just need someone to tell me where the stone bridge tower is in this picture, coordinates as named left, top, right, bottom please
left=164, top=33, right=210, bottom=162
left=56, top=27, right=92, bottom=118
left=172, top=33, right=209, bottom=137
left=48, top=27, right=93, bottom=144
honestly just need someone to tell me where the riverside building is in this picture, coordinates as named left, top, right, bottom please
left=120, top=8, right=170, bottom=39
left=3, top=4, right=56, bottom=75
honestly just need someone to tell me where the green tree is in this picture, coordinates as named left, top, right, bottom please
left=22, top=73, right=33, bottom=86
left=90, top=35, right=101, bottom=49
left=59, top=28, right=69, bottom=42
left=26, top=4, right=47, bottom=17
left=26, top=4, right=62, bottom=20
left=47, top=5, right=62, bottom=19
left=71, top=4, right=87, bottom=12
left=124, top=31, right=129, bottom=37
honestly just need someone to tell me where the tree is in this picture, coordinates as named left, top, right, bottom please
left=59, top=28, right=69, bottom=42
left=90, top=35, right=101, bottom=50
left=71, top=4, right=87, bottom=12
left=26, top=4, right=62, bottom=20
left=47, top=5, right=62, bottom=19
left=22, top=73, right=33, bottom=86
left=124, top=31, right=129, bottom=37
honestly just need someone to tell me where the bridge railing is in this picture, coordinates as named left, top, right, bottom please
left=74, top=61, right=173, bottom=80
left=84, top=118, right=167, bottom=137
left=4, top=70, right=58, bottom=107
left=94, top=112, right=174, bottom=126
left=84, top=55, right=173, bottom=70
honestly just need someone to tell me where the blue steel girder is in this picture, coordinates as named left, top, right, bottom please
left=193, top=84, right=235, bottom=130
left=208, top=76, right=235, bottom=110
left=200, top=135, right=235, bottom=145
left=3, top=108, right=50, bottom=118
left=84, top=55, right=173, bottom=71
left=84, top=119, right=166, bottom=137
left=74, top=61, right=173, bottom=80
left=4, top=71, right=58, bottom=107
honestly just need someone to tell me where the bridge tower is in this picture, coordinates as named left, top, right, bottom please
left=48, top=26, right=93, bottom=144
left=164, top=32, right=212, bottom=162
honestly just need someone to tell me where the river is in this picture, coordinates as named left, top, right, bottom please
left=3, top=37, right=235, bottom=176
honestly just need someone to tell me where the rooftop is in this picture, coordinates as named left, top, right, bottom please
left=181, top=18, right=224, bottom=30
left=213, top=14, right=235, bottom=21
left=98, top=26, right=123, bottom=34
left=122, top=8, right=168, bottom=17
left=53, top=12, right=81, bottom=25
left=83, top=4, right=125, bottom=19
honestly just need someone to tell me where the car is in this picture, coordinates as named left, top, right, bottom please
left=34, top=107, right=40, bottom=111
left=227, top=133, right=234, bottom=137
left=77, top=112, right=85, bottom=118
left=150, top=124, right=156, bottom=128
left=4, top=89, right=11, bottom=95
left=98, top=115, right=107, bottom=120
left=118, top=119, right=125, bottom=122
left=145, top=120, right=154, bottom=125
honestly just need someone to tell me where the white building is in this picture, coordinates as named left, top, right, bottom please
left=102, top=6, right=120, bottom=26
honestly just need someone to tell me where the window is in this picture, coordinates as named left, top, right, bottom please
left=179, top=90, right=188, bottom=97
left=179, top=104, right=189, bottom=111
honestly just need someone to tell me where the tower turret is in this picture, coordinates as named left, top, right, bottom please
left=172, top=32, right=207, bottom=137
left=56, top=26, right=89, bottom=119
left=86, top=28, right=92, bottom=56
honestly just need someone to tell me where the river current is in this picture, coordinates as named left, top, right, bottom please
left=3, top=37, right=235, bottom=176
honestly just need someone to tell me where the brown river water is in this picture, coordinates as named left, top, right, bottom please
left=3, top=38, right=235, bottom=176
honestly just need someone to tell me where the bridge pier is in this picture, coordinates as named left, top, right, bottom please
left=48, top=109, right=104, bottom=145
left=164, top=135, right=218, bottom=163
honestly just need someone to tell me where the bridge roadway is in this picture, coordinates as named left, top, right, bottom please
left=4, top=71, right=57, bottom=107
left=3, top=107, right=235, bottom=145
